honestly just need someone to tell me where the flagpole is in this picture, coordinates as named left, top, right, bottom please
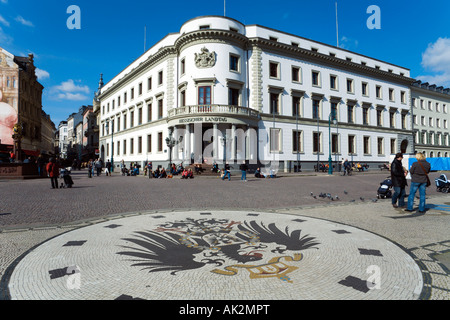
left=144, top=26, right=147, bottom=52
left=335, top=1, right=339, bottom=47
left=224, top=0, right=226, bottom=16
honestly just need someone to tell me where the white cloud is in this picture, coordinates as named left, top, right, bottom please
left=15, top=16, right=34, bottom=27
left=50, top=79, right=90, bottom=101
left=417, top=37, right=450, bottom=87
left=0, top=0, right=8, bottom=4
left=0, top=14, right=9, bottom=27
left=35, top=68, right=50, bottom=80
left=339, top=36, right=358, bottom=50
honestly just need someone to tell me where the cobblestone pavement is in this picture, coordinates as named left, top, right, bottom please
left=0, top=170, right=449, bottom=301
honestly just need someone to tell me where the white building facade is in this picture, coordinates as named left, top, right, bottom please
left=98, top=16, right=414, bottom=171
left=411, top=81, right=450, bottom=158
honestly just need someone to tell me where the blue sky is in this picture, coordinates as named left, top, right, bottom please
left=1, top=0, right=449, bottom=125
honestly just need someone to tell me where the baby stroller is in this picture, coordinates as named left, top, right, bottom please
left=435, top=174, right=450, bottom=193
left=377, top=176, right=393, bottom=199
left=60, top=168, right=74, bottom=188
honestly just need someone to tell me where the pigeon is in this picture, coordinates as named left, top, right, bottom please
left=344, top=190, right=348, bottom=195
left=349, top=199, right=355, bottom=202
left=360, top=197, right=365, bottom=201
left=335, top=196, right=340, bottom=200
left=371, top=198, right=378, bottom=202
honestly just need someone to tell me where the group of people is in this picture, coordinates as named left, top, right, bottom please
left=87, top=158, right=112, bottom=178
left=45, top=157, right=73, bottom=189
left=391, top=152, right=431, bottom=214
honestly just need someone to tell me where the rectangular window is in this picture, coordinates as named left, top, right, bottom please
left=330, top=75, right=337, bottom=90
left=147, top=77, right=152, bottom=91
left=269, top=62, right=279, bottom=78
left=346, top=79, right=354, bottom=93
left=347, top=105, right=354, bottom=123
left=401, top=91, right=406, bottom=104
left=158, top=99, right=163, bottom=119
left=131, top=88, right=135, bottom=100
left=312, top=71, right=320, bottom=86
left=331, top=133, right=339, bottom=154
left=138, top=136, right=142, bottom=154
left=228, top=88, right=239, bottom=106
left=181, top=59, right=186, bottom=75
left=123, top=114, right=127, bottom=130
left=362, top=107, right=369, bottom=125
left=363, top=136, right=370, bottom=154
left=147, top=134, right=152, bottom=153
left=270, top=128, right=281, bottom=152
left=138, top=83, right=143, bottom=95
left=117, top=116, right=121, bottom=132
left=147, top=103, right=152, bottom=122
left=117, top=141, right=120, bottom=156
left=376, top=85, right=382, bottom=99
left=124, top=92, right=127, bottom=104
left=390, top=138, right=396, bottom=154
left=180, top=90, right=186, bottom=107
left=312, top=99, right=320, bottom=120
left=362, top=82, right=368, bottom=96
left=158, top=71, right=163, bottom=85
left=270, top=93, right=280, bottom=115
left=292, top=67, right=300, bottom=82
left=198, top=86, right=211, bottom=105
left=313, top=132, right=322, bottom=153
left=292, top=130, right=303, bottom=153
left=377, top=137, right=384, bottom=155
left=130, top=111, right=134, bottom=127
left=123, top=140, right=127, bottom=155
left=157, top=132, right=163, bottom=152
left=389, top=88, right=394, bottom=101
left=138, top=108, right=143, bottom=125
left=292, top=96, right=301, bottom=117
left=389, top=110, right=396, bottom=128
left=229, top=55, right=240, bottom=72
left=376, top=108, right=383, bottom=126
left=348, top=135, right=355, bottom=154
left=130, top=138, right=134, bottom=154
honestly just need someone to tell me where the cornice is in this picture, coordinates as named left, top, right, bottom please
left=249, top=38, right=415, bottom=87
left=175, top=29, right=248, bottom=51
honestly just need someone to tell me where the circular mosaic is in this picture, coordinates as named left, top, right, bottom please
left=5, top=211, right=423, bottom=300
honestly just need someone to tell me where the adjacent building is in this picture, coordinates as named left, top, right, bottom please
left=411, top=81, right=450, bottom=157
left=0, top=46, right=54, bottom=159
left=97, top=16, right=415, bottom=171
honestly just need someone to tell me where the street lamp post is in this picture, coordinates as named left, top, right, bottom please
left=328, top=110, right=337, bottom=175
left=165, top=128, right=182, bottom=169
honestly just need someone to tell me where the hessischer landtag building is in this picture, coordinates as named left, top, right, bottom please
left=96, top=15, right=415, bottom=172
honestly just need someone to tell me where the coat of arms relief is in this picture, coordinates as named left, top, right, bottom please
left=194, top=47, right=216, bottom=68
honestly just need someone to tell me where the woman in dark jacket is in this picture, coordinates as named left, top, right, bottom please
left=406, top=152, right=431, bottom=213
left=390, top=153, right=407, bottom=208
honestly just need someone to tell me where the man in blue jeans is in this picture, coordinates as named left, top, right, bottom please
left=221, top=163, right=231, bottom=181
left=405, top=152, right=431, bottom=213
left=240, top=161, right=248, bottom=182
left=390, top=153, right=407, bottom=208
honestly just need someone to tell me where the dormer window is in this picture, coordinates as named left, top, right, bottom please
left=199, top=25, right=210, bottom=30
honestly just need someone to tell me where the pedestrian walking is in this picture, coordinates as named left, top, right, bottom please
left=221, top=163, right=231, bottom=181
left=46, top=158, right=60, bottom=189
left=88, top=160, right=93, bottom=178
left=240, top=161, right=248, bottom=182
left=105, top=160, right=112, bottom=176
left=36, top=154, right=45, bottom=177
left=390, top=153, right=407, bottom=208
left=405, top=152, right=431, bottom=214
